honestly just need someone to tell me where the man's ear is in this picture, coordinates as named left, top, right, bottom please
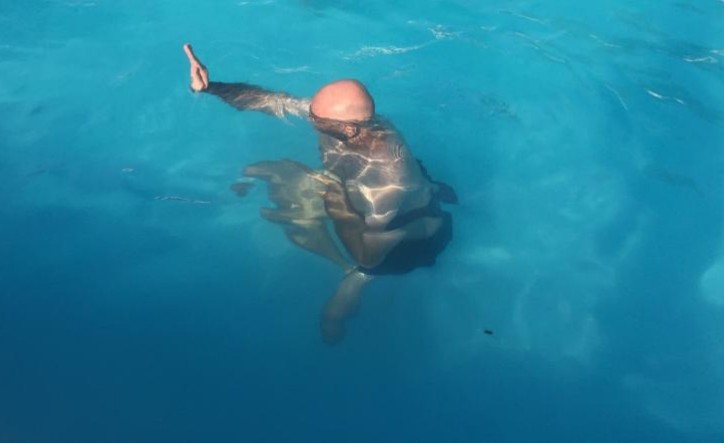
left=343, top=124, right=360, bottom=139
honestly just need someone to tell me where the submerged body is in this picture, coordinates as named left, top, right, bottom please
left=316, top=120, right=453, bottom=275
left=184, top=44, right=455, bottom=342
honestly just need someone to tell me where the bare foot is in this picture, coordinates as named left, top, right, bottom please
left=183, top=43, right=209, bottom=92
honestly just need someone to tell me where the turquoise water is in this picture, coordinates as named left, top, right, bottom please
left=1, top=0, right=724, bottom=441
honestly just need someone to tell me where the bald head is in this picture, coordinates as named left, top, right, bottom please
left=310, top=79, right=375, bottom=122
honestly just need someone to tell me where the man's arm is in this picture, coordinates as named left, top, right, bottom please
left=204, top=82, right=310, bottom=118
left=322, top=180, right=442, bottom=269
left=322, top=182, right=393, bottom=269
left=183, top=44, right=309, bottom=118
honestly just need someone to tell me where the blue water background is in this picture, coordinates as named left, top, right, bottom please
left=1, top=0, right=724, bottom=441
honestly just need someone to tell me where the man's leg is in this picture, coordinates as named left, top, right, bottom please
left=320, top=270, right=372, bottom=344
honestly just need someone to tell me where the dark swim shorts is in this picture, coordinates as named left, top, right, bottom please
left=358, top=210, right=453, bottom=276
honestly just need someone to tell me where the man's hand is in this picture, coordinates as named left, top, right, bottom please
left=310, top=172, right=360, bottom=221
left=323, top=181, right=362, bottom=223
left=183, top=43, right=209, bottom=92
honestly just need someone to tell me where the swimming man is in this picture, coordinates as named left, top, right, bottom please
left=184, top=44, right=456, bottom=343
